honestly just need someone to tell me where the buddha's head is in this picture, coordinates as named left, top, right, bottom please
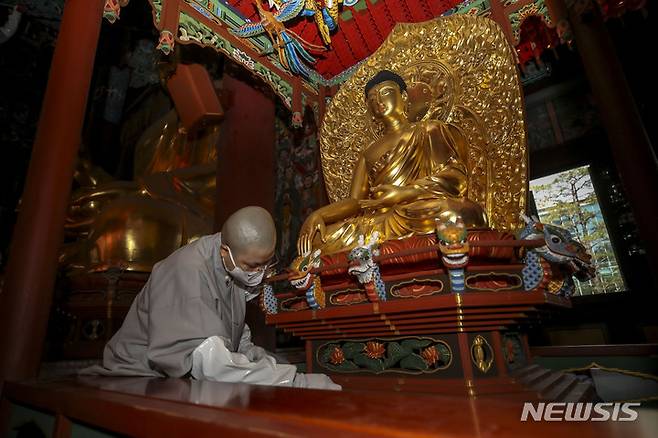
left=365, top=70, right=408, bottom=123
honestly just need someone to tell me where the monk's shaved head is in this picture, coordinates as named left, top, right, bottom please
left=221, top=206, right=276, bottom=258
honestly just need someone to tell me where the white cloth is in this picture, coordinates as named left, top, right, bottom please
left=191, top=336, right=341, bottom=390
left=191, top=336, right=296, bottom=386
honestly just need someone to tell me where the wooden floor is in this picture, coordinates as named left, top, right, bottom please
left=2, top=377, right=656, bottom=437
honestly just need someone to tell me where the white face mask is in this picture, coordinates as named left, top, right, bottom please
left=223, top=245, right=266, bottom=288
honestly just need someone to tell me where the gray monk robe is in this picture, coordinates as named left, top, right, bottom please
left=83, top=232, right=340, bottom=389
left=83, top=233, right=259, bottom=377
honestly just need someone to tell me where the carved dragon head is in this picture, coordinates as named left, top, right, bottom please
left=435, top=217, right=469, bottom=269
left=288, top=248, right=322, bottom=290
left=348, top=232, right=381, bottom=284
left=519, top=214, right=595, bottom=280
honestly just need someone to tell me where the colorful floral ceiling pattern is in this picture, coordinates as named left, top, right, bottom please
left=100, top=0, right=648, bottom=111
left=229, top=0, right=463, bottom=78
left=223, top=0, right=570, bottom=84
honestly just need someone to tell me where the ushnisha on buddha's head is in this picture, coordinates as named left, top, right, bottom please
left=364, top=70, right=409, bottom=122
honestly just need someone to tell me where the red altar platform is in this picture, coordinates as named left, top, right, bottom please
left=262, top=231, right=596, bottom=400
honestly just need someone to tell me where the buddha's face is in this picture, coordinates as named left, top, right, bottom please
left=367, top=80, right=405, bottom=120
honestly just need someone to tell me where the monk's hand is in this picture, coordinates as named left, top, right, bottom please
left=298, top=212, right=326, bottom=256
left=244, top=345, right=268, bottom=362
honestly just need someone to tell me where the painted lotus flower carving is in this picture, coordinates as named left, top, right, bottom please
left=364, top=341, right=385, bottom=359
left=421, top=346, right=440, bottom=366
left=329, top=346, right=345, bottom=365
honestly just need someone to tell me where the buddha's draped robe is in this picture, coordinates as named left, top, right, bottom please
left=318, top=121, right=487, bottom=254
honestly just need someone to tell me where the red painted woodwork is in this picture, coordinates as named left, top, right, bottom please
left=269, top=290, right=567, bottom=324
left=2, top=378, right=653, bottom=437
left=265, top=231, right=528, bottom=284
left=0, top=0, right=105, bottom=386
left=158, top=0, right=181, bottom=34
left=167, top=63, right=224, bottom=131
left=265, top=287, right=571, bottom=394
left=215, top=73, right=276, bottom=228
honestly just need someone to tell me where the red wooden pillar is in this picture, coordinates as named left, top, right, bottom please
left=215, top=73, right=276, bottom=227
left=0, top=0, right=105, bottom=384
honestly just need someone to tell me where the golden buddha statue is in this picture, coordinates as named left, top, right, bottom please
left=60, top=108, right=219, bottom=273
left=297, top=15, right=529, bottom=256
left=298, top=70, right=487, bottom=255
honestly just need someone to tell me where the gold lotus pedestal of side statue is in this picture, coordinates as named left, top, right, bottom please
left=262, top=15, right=597, bottom=400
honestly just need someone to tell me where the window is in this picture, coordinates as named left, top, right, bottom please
left=529, top=165, right=625, bottom=295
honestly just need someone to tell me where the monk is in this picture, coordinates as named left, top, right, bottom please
left=83, top=206, right=339, bottom=390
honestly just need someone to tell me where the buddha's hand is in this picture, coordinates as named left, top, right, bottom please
left=298, top=212, right=326, bottom=256
left=362, top=184, right=418, bottom=208
left=369, top=184, right=397, bottom=199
